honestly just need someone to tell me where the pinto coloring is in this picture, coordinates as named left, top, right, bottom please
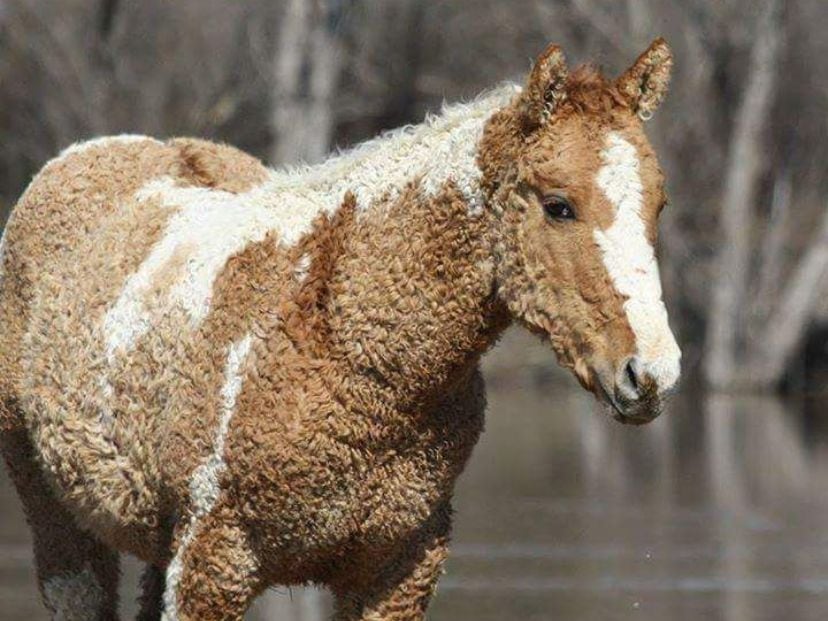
left=163, top=334, right=253, bottom=621
left=0, top=39, right=679, bottom=620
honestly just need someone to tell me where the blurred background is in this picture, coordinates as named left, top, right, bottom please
left=1, top=0, right=828, bottom=619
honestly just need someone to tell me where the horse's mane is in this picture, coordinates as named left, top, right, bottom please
left=275, top=83, right=521, bottom=182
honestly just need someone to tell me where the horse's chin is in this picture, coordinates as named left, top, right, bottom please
left=605, top=401, right=663, bottom=425
left=593, top=382, right=663, bottom=425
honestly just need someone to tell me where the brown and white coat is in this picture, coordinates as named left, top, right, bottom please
left=0, top=39, right=680, bottom=620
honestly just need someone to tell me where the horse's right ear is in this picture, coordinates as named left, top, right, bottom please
left=519, top=43, right=569, bottom=132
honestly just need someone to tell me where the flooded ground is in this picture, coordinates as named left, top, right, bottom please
left=3, top=331, right=828, bottom=620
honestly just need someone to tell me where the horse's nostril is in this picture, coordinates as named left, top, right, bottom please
left=609, top=357, right=648, bottom=403
left=625, top=360, right=640, bottom=393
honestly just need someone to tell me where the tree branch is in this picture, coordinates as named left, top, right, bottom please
left=747, top=201, right=828, bottom=386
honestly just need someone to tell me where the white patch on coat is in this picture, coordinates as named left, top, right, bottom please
left=102, top=179, right=297, bottom=359
left=54, top=134, right=159, bottom=163
left=42, top=567, right=105, bottom=621
left=102, top=85, right=519, bottom=359
left=593, top=132, right=681, bottom=391
left=162, top=334, right=252, bottom=621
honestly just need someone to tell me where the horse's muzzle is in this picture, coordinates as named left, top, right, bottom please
left=592, top=356, right=672, bottom=425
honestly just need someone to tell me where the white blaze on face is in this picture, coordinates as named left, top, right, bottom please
left=593, top=132, right=681, bottom=392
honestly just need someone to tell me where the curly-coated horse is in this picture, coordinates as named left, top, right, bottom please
left=0, top=39, right=679, bottom=620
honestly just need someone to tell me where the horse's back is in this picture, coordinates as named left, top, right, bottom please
left=0, top=135, right=270, bottom=556
left=0, top=136, right=167, bottom=420
left=6, top=135, right=269, bottom=280
left=1, top=135, right=268, bottom=409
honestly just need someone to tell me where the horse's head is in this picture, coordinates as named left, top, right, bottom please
left=482, top=39, right=680, bottom=424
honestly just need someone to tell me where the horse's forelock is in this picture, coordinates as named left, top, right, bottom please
left=559, top=65, right=631, bottom=119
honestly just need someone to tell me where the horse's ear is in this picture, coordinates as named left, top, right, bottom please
left=519, top=43, right=569, bottom=132
left=616, top=37, right=673, bottom=121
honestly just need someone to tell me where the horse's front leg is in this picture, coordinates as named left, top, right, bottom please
left=333, top=506, right=451, bottom=621
left=160, top=502, right=262, bottom=621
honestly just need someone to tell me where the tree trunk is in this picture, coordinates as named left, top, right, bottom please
left=749, top=168, right=792, bottom=334
left=271, top=0, right=344, bottom=166
left=98, top=0, right=119, bottom=40
left=703, top=0, right=781, bottom=389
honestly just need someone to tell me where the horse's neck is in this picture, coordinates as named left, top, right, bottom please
left=316, top=180, right=509, bottom=414
left=273, top=86, right=518, bottom=410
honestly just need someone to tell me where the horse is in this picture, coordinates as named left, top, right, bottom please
left=0, top=39, right=680, bottom=620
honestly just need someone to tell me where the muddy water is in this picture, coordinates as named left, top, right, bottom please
left=3, top=333, right=828, bottom=620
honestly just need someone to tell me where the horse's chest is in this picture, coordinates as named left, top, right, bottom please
left=343, top=405, right=485, bottom=545
left=234, top=402, right=482, bottom=563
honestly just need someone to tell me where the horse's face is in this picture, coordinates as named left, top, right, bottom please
left=488, top=40, right=680, bottom=424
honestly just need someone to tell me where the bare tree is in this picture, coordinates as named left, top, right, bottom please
left=270, top=0, right=348, bottom=166
left=749, top=204, right=828, bottom=385
left=698, top=0, right=828, bottom=391
left=704, top=0, right=783, bottom=389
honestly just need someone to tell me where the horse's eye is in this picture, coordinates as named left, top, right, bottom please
left=542, top=196, right=576, bottom=221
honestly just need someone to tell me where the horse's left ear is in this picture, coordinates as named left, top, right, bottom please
left=616, top=38, right=673, bottom=121
left=519, top=43, right=569, bottom=132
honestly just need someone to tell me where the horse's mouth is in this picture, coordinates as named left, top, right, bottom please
left=608, top=401, right=663, bottom=425
left=593, top=372, right=663, bottom=425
